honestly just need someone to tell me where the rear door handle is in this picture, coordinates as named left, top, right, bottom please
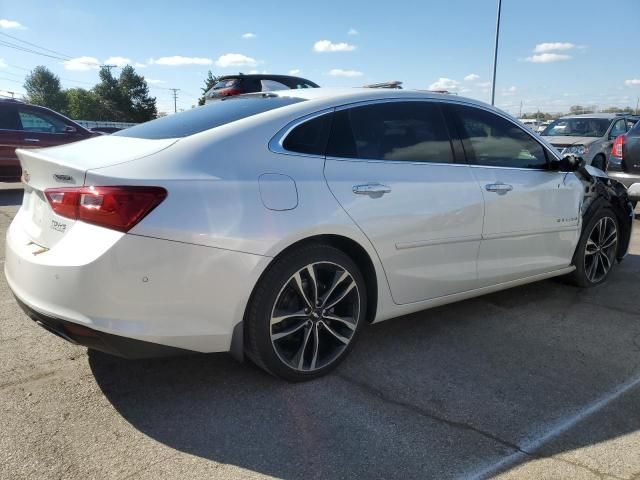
left=353, top=183, right=392, bottom=196
left=24, top=138, right=40, bottom=143
left=485, top=183, right=513, bottom=194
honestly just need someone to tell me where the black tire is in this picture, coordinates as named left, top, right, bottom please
left=567, top=207, right=619, bottom=288
left=245, top=244, right=367, bottom=382
left=592, top=154, right=607, bottom=171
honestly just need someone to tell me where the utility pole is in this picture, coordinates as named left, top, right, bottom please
left=519, top=100, right=523, bottom=118
left=636, top=97, right=639, bottom=115
left=100, top=64, right=117, bottom=74
left=169, top=88, right=180, bottom=113
left=490, top=0, right=502, bottom=106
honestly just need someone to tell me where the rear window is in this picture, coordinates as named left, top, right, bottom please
left=115, top=95, right=306, bottom=139
left=213, top=78, right=240, bottom=89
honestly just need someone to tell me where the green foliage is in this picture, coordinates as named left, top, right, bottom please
left=65, top=88, right=101, bottom=119
left=23, top=65, right=157, bottom=122
left=23, top=66, right=68, bottom=112
left=198, top=70, right=218, bottom=106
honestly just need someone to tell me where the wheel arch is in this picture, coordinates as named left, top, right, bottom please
left=231, top=233, right=381, bottom=362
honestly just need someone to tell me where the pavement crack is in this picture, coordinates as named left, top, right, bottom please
left=335, top=372, right=523, bottom=453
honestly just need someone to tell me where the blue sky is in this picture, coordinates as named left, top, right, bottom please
left=1, top=0, right=639, bottom=115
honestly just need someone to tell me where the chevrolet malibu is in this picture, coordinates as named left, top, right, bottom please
left=5, top=89, right=634, bottom=381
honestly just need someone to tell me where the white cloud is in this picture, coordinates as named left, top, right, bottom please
left=104, top=56, right=131, bottom=67
left=525, top=53, right=571, bottom=63
left=248, top=69, right=268, bottom=74
left=241, top=32, right=256, bottom=39
left=314, top=40, right=356, bottom=52
left=429, top=77, right=460, bottom=91
left=146, top=78, right=165, bottom=85
left=464, top=73, right=479, bottom=81
left=533, top=42, right=575, bottom=53
left=63, top=56, right=100, bottom=71
left=328, top=68, right=363, bottom=77
left=134, top=62, right=147, bottom=68
left=288, top=69, right=301, bottom=75
left=347, top=28, right=358, bottom=35
left=502, top=86, right=517, bottom=96
left=0, top=19, right=25, bottom=29
left=625, top=79, right=640, bottom=86
left=0, top=58, right=7, bottom=68
left=215, top=53, right=257, bottom=68
left=150, top=56, right=213, bottom=66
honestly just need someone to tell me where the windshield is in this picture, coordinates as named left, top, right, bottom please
left=114, top=95, right=305, bottom=139
left=541, top=118, right=611, bottom=137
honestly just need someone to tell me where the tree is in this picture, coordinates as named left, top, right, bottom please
left=24, top=66, right=67, bottom=112
left=65, top=88, right=101, bottom=120
left=569, top=105, right=594, bottom=115
left=118, top=65, right=157, bottom=122
left=93, top=66, right=127, bottom=120
left=198, top=70, right=218, bottom=106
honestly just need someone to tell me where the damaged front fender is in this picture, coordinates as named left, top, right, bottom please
left=575, top=163, right=634, bottom=260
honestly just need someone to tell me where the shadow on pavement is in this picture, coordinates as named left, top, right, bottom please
left=90, top=253, right=640, bottom=479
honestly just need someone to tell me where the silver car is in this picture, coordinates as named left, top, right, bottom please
left=541, top=113, right=638, bottom=170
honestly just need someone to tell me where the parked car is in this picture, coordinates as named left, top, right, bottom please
left=608, top=120, right=640, bottom=209
left=204, top=74, right=319, bottom=103
left=0, top=99, right=98, bottom=181
left=6, top=89, right=633, bottom=381
left=518, top=118, right=540, bottom=131
left=540, top=113, right=638, bottom=170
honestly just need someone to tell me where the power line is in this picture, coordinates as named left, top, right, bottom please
left=0, top=31, right=73, bottom=59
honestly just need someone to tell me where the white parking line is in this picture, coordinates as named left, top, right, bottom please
left=466, top=372, right=640, bottom=479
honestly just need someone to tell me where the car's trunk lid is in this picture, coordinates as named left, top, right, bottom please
left=15, top=135, right=176, bottom=249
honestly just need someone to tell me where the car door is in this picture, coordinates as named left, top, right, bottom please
left=323, top=100, right=484, bottom=305
left=448, top=103, right=583, bottom=286
left=16, top=107, right=79, bottom=149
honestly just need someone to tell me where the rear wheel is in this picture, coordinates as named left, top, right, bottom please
left=568, top=208, right=619, bottom=287
left=245, top=244, right=366, bottom=381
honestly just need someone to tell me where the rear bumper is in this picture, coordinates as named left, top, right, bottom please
left=5, top=209, right=271, bottom=355
left=15, top=296, right=191, bottom=358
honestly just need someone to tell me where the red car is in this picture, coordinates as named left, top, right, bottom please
left=0, top=99, right=98, bottom=181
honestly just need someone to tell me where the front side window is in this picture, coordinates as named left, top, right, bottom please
left=453, top=105, right=547, bottom=169
left=326, top=101, right=454, bottom=163
left=18, top=109, right=67, bottom=134
left=260, top=80, right=290, bottom=92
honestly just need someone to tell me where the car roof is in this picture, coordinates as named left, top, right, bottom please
left=272, top=87, right=492, bottom=109
left=559, top=113, right=634, bottom=120
left=219, top=74, right=318, bottom=83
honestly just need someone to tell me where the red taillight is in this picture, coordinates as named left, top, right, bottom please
left=45, top=186, right=167, bottom=232
left=217, top=88, right=242, bottom=97
left=612, top=134, right=624, bottom=159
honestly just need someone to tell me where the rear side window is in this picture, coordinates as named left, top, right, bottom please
left=453, top=105, right=547, bottom=169
left=0, top=106, right=21, bottom=130
left=115, top=96, right=306, bottom=139
left=282, top=113, right=332, bottom=155
left=326, top=101, right=454, bottom=163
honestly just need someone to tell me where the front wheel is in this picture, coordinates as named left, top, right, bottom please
left=245, top=244, right=367, bottom=381
left=568, top=208, right=619, bottom=287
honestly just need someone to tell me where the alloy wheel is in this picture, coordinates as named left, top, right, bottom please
left=584, top=216, right=617, bottom=283
left=270, top=261, right=360, bottom=372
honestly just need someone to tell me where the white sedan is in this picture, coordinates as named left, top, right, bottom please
left=5, top=89, right=634, bottom=381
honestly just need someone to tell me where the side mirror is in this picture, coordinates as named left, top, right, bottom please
left=550, top=154, right=585, bottom=172
left=64, top=125, right=77, bottom=134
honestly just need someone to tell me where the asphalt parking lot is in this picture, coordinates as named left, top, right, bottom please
left=1, top=187, right=639, bottom=480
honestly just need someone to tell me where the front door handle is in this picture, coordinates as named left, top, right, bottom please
left=353, top=183, right=392, bottom=196
left=24, top=138, right=40, bottom=143
left=485, top=183, right=513, bottom=194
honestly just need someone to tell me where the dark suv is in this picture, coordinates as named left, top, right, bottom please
left=0, top=99, right=97, bottom=181
left=204, top=74, right=319, bottom=103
